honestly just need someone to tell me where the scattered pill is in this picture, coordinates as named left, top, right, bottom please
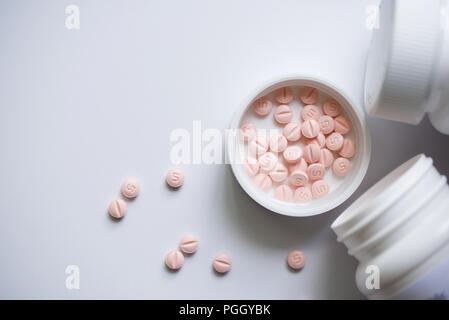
left=243, top=157, right=259, bottom=176
left=311, top=180, right=330, bottom=199
left=287, top=250, right=306, bottom=270
left=307, top=163, right=326, bottom=181
left=319, top=148, right=334, bottom=168
left=289, top=170, right=309, bottom=187
left=166, top=250, right=184, bottom=270
left=318, top=115, right=335, bottom=134
left=121, top=179, right=140, bottom=199
left=274, top=185, right=294, bottom=202
left=179, top=235, right=199, bottom=254
left=274, top=105, right=293, bottom=124
left=325, top=132, right=344, bottom=151
left=239, top=122, right=256, bottom=142
left=213, top=254, right=232, bottom=273
left=269, top=163, right=289, bottom=182
left=301, top=119, right=320, bottom=139
left=274, top=86, right=294, bottom=104
left=290, top=157, right=308, bottom=173
left=334, top=115, right=351, bottom=134
left=339, top=138, right=356, bottom=158
left=333, top=157, right=351, bottom=177
left=294, top=187, right=312, bottom=203
left=301, top=105, right=321, bottom=121
left=283, top=122, right=302, bottom=142
left=269, top=134, right=288, bottom=153
left=108, top=199, right=127, bottom=219
left=299, top=87, right=319, bottom=105
left=258, top=152, right=278, bottom=173
left=254, top=173, right=272, bottom=192
left=249, top=136, right=269, bottom=155
left=283, top=146, right=302, bottom=164
left=303, top=144, right=321, bottom=164
left=253, top=97, right=272, bottom=116
left=166, top=168, right=184, bottom=188
left=323, top=98, right=342, bottom=117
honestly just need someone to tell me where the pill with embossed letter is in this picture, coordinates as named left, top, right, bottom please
left=333, top=157, right=351, bottom=177
left=311, top=180, right=330, bottom=198
left=323, top=98, right=342, bottom=117
left=325, top=132, right=344, bottom=151
left=121, top=179, right=140, bottom=199
left=318, top=115, right=335, bottom=134
left=307, top=163, right=326, bottom=181
left=283, top=146, right=302, bottom=164
left=287, top=250, right=306, bottom=270
left=289, top=170, right=309, bottom=187
left=258, top=152, right=278, bottom=173
left=253, top=97, right=272, bottom=116
left=294, top=187, right=312, bottom=203
left=301, top=105, right=321, bottom=121
left=166, top=168, right=184, bottom=188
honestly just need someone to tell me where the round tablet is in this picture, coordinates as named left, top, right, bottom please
left=274, top=105, right=293, bottom=124
left=301, top=119, right=320, bottom=139
left=179, top=235, right=199, bottom=254
left=274, top=86, right=294, bottom=104
left=283, top=122, right=302, bottom=142
left=243, top=157, right=259, bottom=176
left=258, top=152, right=278, bottom=173
left=121, top=179, right=140, bottom=199
left=307, top=163, right=326, bottom=181
left=254, top=173, right=272, bottom=192
left=311, top=180, right=330, bottom=199
left=108, top=199, right=127, bottom=219
left=253, top=97, right=272, bottom=116
left=283, top=146, right=302, bottom=164
left=301, top=105, right=321, bottom=121
left=318, top=115, right=335, bottom=134
left=303, top=144, right=321, bottom=164
left=166, top=250, right=184, bottom=270
left=166, top=168, right=184, bottom=188
left=274, top=185, right=294, bottom=202
left=213, top=253, right=232, bottom=273
left=249, top=136, right=269, bottom=155
left=333, top=157, right=351, bottom=177
left=294, top=187, right=312, bottom=203
left=325, top=132, right=344, bottom=151
left=299, top=87, right=319, bottom=105
left=319, top=148, right=334, bottom=168
left=287, top=250, right=306, bottom=270
left=323, top=98, right=342, bottom=117
left=289, top=170, right=309, bottom=187
left=269, top=134, right=288, bottom=153
left=269, top=163, right=289, bottom=182
left=334, top=116, right=351, bottom=134
left=339, top=138, right=356, bottom=158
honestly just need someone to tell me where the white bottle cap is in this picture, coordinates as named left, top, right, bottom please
left=364, top=0, right=445, bottom=125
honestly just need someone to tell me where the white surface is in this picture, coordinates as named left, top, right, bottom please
left=1, top=0, right=449, bottom=300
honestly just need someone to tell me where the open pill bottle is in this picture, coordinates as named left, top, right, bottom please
left=365, top=0, right=449, bottom=135
left=332, top=154, right=449, bottom=299
left=227, top=75, right=371, bottom=217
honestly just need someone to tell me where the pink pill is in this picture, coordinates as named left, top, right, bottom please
left=274, top=185, right=294, bottom=202
left=339, top=138, right=356, bottom=158
left=334, top=116, right=351, bottom=134
left=254, top=173, right=272, bottom=192
left=333, top=157, right=351, bottom=177
left=121, top=179, right=140, bottom=199
left=287, top=250, right=306, bottom=270
left=323, top=98, right=342, bottom=117
left=108, top=199, right=127, bottom=219
left=243, top=157, right=259, bottom=176
left=166, top=250, right=184, bottom=270
left=303, top=143, right=321, bottom=164
left=325, top=132, right=344, bottom=151
left=283, top=122, right=302, bottom=142
left=274, top=86, right=294, bottom=104
left=289, top=157, right=308, bottom=173
left=311, top=180, right=330, bottom=199
left=307, top=132, right=325, bottom=148
left=294, top=187, right=312, bottom=203
left=274, top=105, right=293, bottom=124
left=258, top=152, right=278, bottom=173
left=213, top=253, right=232, bottom=273
left=180, top=234, right=199, bottom=254
left=301, top=119, right=320, bottom=139
left=301, top=105, right=321, bottom=121
left=283, top=146, right=302, bottom=164
left=249, top=136, right=269, bottom=155
left=239, top=122, right=256, bottom=142
left=299, top=86, right=319, bottom=105
left=319, top=148, right=334, bottom=168
left=269, top=163, right=289, bottom=182
left=269, top=134, right=288, bottom=153
left=307, top=163, right=326, bottom=181
left=253, top=96, right=272, bottom=116
left=166, top=168, right=184, bottom=188
left=289, top=170, right=309, bottom=187
left=318, top=115, right=335, bottom=134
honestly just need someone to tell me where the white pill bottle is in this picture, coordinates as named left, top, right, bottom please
left=365, top=0, right=449, bottom=134
left=330, top=0, right=449, bottom=299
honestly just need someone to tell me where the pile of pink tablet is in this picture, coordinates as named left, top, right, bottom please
left=240, top=86, right=355, bottom=203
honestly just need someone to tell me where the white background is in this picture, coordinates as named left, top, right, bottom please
left=1, top=0, right=449, bottom=299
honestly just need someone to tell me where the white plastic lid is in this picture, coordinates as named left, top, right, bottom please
left=364, top=0, right=443, bottom=125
